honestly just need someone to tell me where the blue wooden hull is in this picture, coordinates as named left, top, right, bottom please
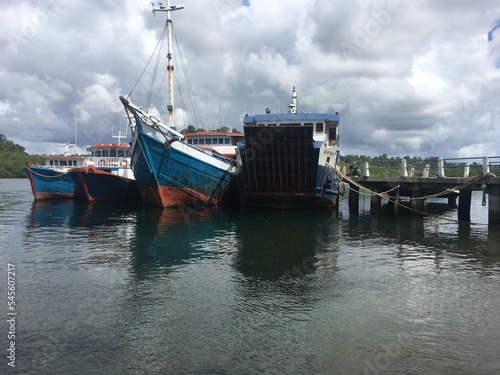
left=69, top=167, right=140, bottom=202
left=130, top=113, right=236, bottom=207
left=22, top=164, right=76, bottom=200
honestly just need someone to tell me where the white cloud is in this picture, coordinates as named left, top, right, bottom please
left=0, top=101, right=11, bottom=115
left=0, top=0, right=499, bottom=158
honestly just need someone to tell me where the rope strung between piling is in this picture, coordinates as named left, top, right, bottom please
left=329, top=164, right=491, bottom=226
left=332, top=164, right=490, bottom=202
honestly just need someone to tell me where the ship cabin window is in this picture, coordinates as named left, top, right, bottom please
left=218, top=138, right=224, bottom=144
left=225, top=138, right=230, bottom=144
left=206, top=139, right=212, bottom=144
left=315, top=122, right=324, bottom=133
left=94, top=150, right=101, bottom=157
left=328, top=128, right=337, bottom=145
left=117, top=150, right=125, bottom=157
left=199, top=139, right=205, bottom=145
left=102, top=150, right=109, bottom=157
left=110, top=150, right=117, bottom=157
left=193, top=139, right=198, bottom=145
left=60, top=160, right=68, bottom=166
left=187, top=139, right=192, bottom=144
left=213, top=138, right=218, bottom=144
left=126, top=150, right=131, bottom=157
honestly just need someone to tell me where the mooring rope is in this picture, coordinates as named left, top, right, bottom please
left=328, top=164, right=490, bottom=225
left=26, top=166, right=68, bottom=178
left=331, top=165, right=489, bottom=202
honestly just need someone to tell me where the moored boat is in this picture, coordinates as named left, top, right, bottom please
left=120, top=97, right=237, bottom=207
left=236, top=86, right=343, bottom=209
left=119, top=2, right=237, bottom=208
left=68, top=166, right=139, bottom=202
left=23, top=142, right=84, bottom=200
left=23, top=162, right=77, bottom=200
left=23, top=139, right=137, bottom=201
left=67, top=141, right=138, bottom=202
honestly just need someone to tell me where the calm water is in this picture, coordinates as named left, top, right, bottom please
left=1, top=178, right=500, bottom=375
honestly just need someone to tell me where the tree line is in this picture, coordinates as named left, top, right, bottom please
left=0, top=134, right=43, bottom=178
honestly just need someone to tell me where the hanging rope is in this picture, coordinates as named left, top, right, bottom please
left=328, top=164, right=490, bottom=225
left=26, top=166, right=68, bottom=178
left=172, top=24, right=203, bottom=128
left=481, top=184, right=487, bottom=207
left=127, top=26, right=167, bottom=100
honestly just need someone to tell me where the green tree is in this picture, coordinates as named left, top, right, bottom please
left=185, top=125, right=197, bottom=133
left=0, top=134, right=43, bottom=177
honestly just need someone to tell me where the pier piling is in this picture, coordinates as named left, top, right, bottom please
left=370, top=192, right=381, bottom=213
left=348, top=184, right=359, bottom=212
left=388, top=187, right=400, bottom=213
left=345, top=155, right=500, bottom=225
left=458, top=190, right=472, bottom=223
left=410, top=190, right=425, bottom=213
left=488, top=190, right=500, bottom=226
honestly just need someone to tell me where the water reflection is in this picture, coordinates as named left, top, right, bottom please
left=343, top=198, right=500, bottom=275
left=27, top=200, right=140, bottom=229
left=233, top=209, right=340, bottom=281
left=14, top=189, right=500, bottom=374
left=128, top=207, right=237, bottom=279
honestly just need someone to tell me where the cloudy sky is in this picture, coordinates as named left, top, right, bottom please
left=1, top=0, right=500, bottom=158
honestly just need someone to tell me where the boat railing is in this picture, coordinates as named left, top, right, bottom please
left=358, top=156, right=500, bottom=178
left=84, top=157, right=130, bottom=168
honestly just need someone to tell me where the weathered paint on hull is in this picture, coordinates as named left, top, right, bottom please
left=69, top=167, right=139, bottom=202
left=130, top=117, right=234, bottom=208
left=33, top=191, right=74, bottom=200
left=141, top=186, right=216, bottom=208
left=237, top=124, right=341, bottom=210
left=22, top=163, right=75, bottom=200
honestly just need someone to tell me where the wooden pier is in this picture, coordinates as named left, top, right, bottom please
left=345, top=157, right=500, bottom=226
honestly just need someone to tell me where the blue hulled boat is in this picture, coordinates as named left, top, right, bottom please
left=119, top=97, right=237, bottom=207
left=23, top=141, right=83, bottom=200
left=69, top=167, right=139, bottom=202
left=119, top=2, right=237, bottom=208
left=23, top=139, right=137, bottom=202
left=236, top=86, right=343, bottom=209
left=67, top=141, right=139, bottom=202
left=23, top=162, right=77, bottom=200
